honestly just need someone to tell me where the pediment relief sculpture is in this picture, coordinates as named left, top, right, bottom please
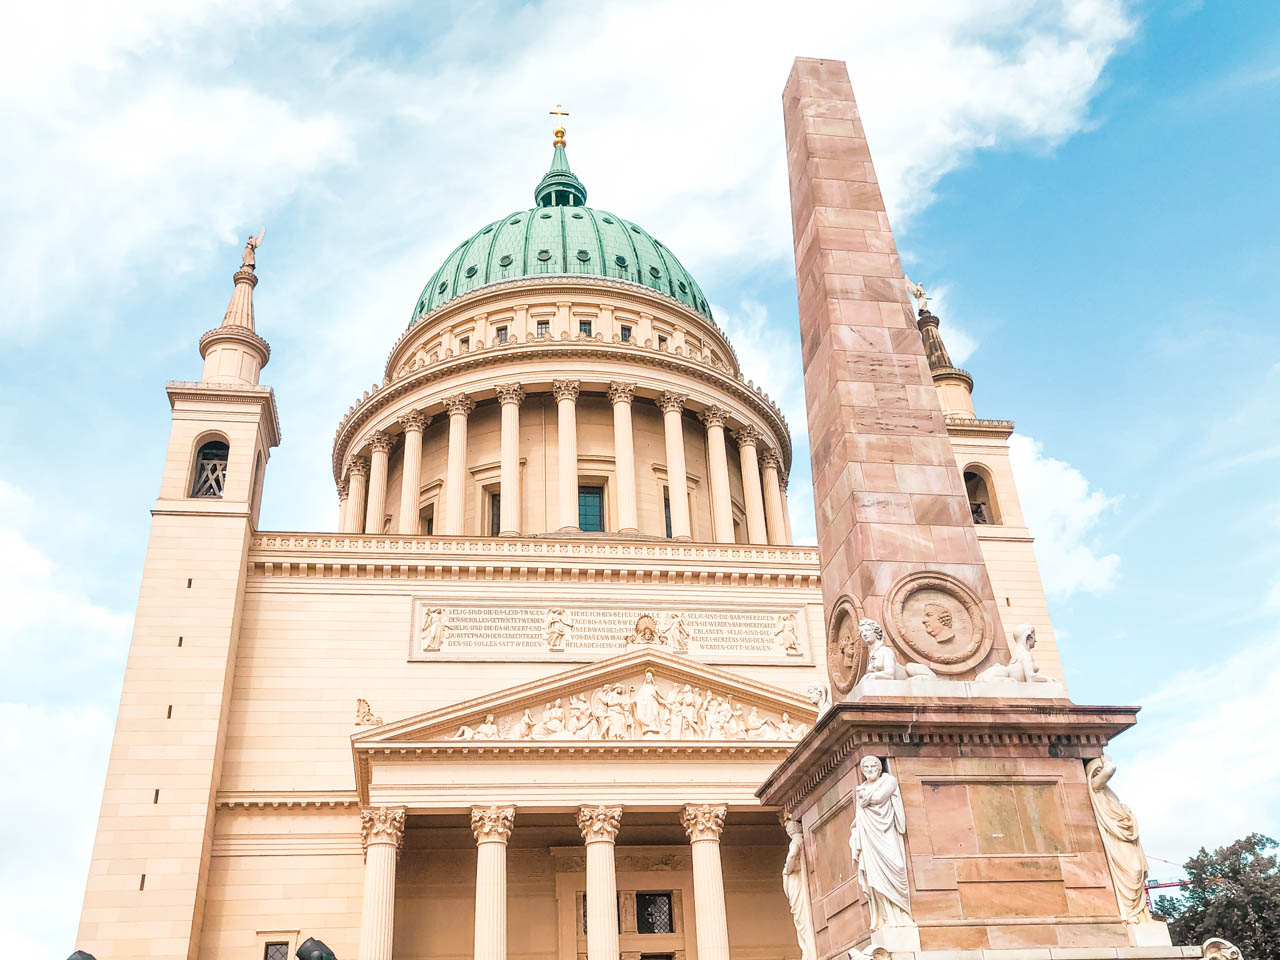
left=448, top=667, right=809, bottom=742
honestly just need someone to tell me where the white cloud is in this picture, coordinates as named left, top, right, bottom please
left=1108, top=632, right=1280, bottom=870
left=1009, top=434, right=1121, bottom=596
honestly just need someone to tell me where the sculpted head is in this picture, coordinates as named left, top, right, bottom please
left=1014, top=624, right=1036, bottom=648
left=784, top=817, right=803, bottom=838
left=921, top=602, right=953, bottom=638
left=857, top=618, right=884, bottom=647
left=645, top=669, right=655, bottom=683
left=859, top=755, right=884, bottom=782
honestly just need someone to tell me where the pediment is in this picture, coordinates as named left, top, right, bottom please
left=353, top=648, right=817, bottom=747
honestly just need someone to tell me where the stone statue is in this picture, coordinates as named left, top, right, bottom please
left=419, top=607, right=448, bottom=652
left=1086, top=755, right=1153, bottom=924
left=849, top=755, right=913, bottom=929
left=451, top=713, right=499, bottom=740
left=903, top=273, right=928, bottom=315
left=782, top=818, right=819, bottom=960
left=354, top=698, right=382, bottom=726
left=241, top=228, right=264, bottom=269
left=977, top=624, right=1050, bottom=682
left=1202, top=939, right=1244, bottom=960
left=860, top=618, right=937, bottom=681
left=543, top=608, right=573, bottom=652
left=295, top=938, right=337, bottom=960
left=633, top=669, right=670, bottom=737
left=773, top=614, right=802, bottom=655
left=659, top=612, right=691, bottom=653
left=806, top=682, right=833, bottom=718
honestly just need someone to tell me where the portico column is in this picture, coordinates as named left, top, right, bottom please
left=344, top=457, right=369, bottom=533
left=358, top=806, right=406, bottom=960
left=682, top=803, right=730, bottom=960
left=364, top=431, right=392, bottom=535
left=578, top=805, right=623, bottom=960
left=397, top=410, right=430, bottom=535
left=554, top=380, right=580, bottom=531
left=735, top=427, right=767, bottom=543
left=471, top=805, right=516, bottom=960
left=658, top=392, right=692, bottom=540
left=495, top=384, right=525, bottom=536
left=337, top=477, right=349, bottom=532
left=761, top=451, right=789, bottom=545
left=780, top=474, right=793, bottom=543
left=609, top=382, right=639, bottom=533
left=699, top=406, right=734, bottom=543
left=442, top=394, right=475, bottom=535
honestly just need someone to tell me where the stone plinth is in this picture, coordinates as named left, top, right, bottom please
left=782, top=57, right=1006, bottom=695
left=757, top=698, right=1180, bottom=957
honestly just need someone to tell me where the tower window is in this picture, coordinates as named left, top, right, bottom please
left=190, top=439, right=229, bottom=498
left=964, top=469, right=998, bottom=524
left=657, top=335, right=668, bottom=349
left=459, top=336, right=470, bottom=351
left=495, top=325, right=508, bottom=343
left=537, top=319, right=550, bottom=337
left=620, top=325, right=632, bottom=342
left=579, top=319, right=593, bottom=337
left=579, top=486, right=604, bottom=532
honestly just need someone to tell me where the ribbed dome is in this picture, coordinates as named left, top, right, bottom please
left=409, top=141, right=712, bottom=327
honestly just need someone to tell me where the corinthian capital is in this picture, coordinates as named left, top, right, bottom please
left=657, top=391, right=687, bottom=415
left=608, top=381, right=637, bottom=405
left=369, top=431, right=393, bottom=455
left=444, top=393, right=475, bottom=418
left=553, top=379, right=581, bottom=403
left=681, top=803, right=727, bottom=842
left=699, top=405, right=728, bottom=429
left=760, top=450, right=782, bottom=472
left=733, top=425, right=762, bottom=448
left=360, top=806, right=406, bottom=856
left=346, top=455, right=370, bottom=478
left=399, top=409, right=431, bottom=433
left=577, top=804, right=623, bottom=843
left=495, top=383, right=526, bottom=406
left=471, top=804, right=516, bottom=844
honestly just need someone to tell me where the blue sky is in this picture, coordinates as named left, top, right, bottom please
left=2, top=0, right=1278, bottom=952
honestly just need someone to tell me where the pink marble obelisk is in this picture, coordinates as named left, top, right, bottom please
left=782, top=57, right=1005, bottom=691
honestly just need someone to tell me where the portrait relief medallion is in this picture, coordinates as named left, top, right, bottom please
left=885, top=571, right=991, bottom=674
left=826, top=596, right=866, bottom=695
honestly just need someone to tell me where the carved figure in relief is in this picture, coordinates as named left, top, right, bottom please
left=603, top=684, right=630, bottom=739
left=669, top=683, right=698, bottom=739
left=849, top=756, right=913, bottom=929
left=782, top=818, right=819, bottom=960
left=1086, top=755, right=1154, bottom=924
left=532, top=699, right=568, bottom=738
left=633, top=669, right=670, bottom=737
left=860, top=618, right=937, bottom=681
left=419, top=607, right=449, bottom=652
left=773, top=614, right=803, bottom=655
left=628, top=613, right=662, bottom=646
left=976, top=624, right=1050, bottom=683
left=450, top=713, right=499, bottom=740
left=659, top=612, right=691, bottom=653
left=568, top=693, right=593, bottom=736
left=513, top=708, right=536, bottom=739
left=744, top=706, right=778, bottom=740
left=779, top=712, right=809, bottom=740
left=920, top=602, right=956, bottom=645
left=543, top=608, right=574, bottom=652
left=354, top=698, right=382, bottom=726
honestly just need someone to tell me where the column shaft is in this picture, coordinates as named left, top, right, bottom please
left=761, top=452, right=789, bottom=545
left=344, top=460, right=369, bottom=534
left=781, top=478, right=794, bottom=543
left=659, top=393, right=691, bottom=540
left=610, top=383, right=638, bottom=533
left=555, top=381, right=580, bottom=531
left=737, top=429, right=767, bottom=543
left=701, top=408, right=733, bottom=543
left=337, top=482, right=349, bottom=533
left=496, top=385, right=524, bottom=536
left=358, top=807, right=405, bottom=960
left=443, top=395, right=474, bottom=535
left=398, top=412, right=428, bottom=535
left=578, top=805, right=623, bottom=960
left=683, top=804, right=730, bottom=960
left=472, top=806, right=515, bottom=960
left=364, top=433, right=391, bottom=535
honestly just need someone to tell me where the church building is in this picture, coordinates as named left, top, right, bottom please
left=78, top=80, right=1077, bottom=960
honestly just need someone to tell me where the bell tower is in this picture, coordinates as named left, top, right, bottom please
left=76, top=235, right=280, bottom=959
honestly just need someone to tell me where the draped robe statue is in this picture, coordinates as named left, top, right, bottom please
left=782, top=818, right=819, bottom=960
left=849, top=756, right=913, bottom=929
left=1086, top=755, right=1153, bottom=923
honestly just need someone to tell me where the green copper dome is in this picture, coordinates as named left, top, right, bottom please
left=410, top=141, right=712, bottom=327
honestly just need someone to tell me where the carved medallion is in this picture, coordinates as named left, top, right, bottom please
left=826, top=597, right=866, bottom=695
left=884, top=571, right=991, bottom=674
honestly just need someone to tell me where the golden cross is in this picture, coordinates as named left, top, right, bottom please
left=549, top=104, right=570, bottom=121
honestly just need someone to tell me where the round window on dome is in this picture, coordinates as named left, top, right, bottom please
left=537, top=249, right=552, bottom=261
left=601, top=216, right=614, bottom=224
left=678, top=280, right=688, bottom=294
left=498, top=254, right=513, bottom=267
left=649, top=266, right=661, bottom=278
left=629, top=226, right=641, bottom=234
left=436, top=281, right=447, bottom=294
left=571, top=212, right=584, bottom=219
left=539, top=212, right=552, bottom=219
left=482, top=225, right=494, bottom=234
left=508, top=217, right=521, bottom=225
left=614, top=255, right=628, bottom=267
left=464, top=266, right=478, bottom=278
left=576, top=249, right=590, bottom=262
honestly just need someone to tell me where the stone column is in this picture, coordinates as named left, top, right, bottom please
left=735, top=427, right=767, bottom=543
left=609, top=382, right=639, bottom=533
left=495, top=384, right=525, bottom=536
left=471, top=805, right=516, bottom=960
left=442, top=394, right=474, bottom=535
left=344, top=457, right=369, bottom=533
left=780, top=474, right=793, bottom=543
left=699, top=406, right=734, bottom=543
left=364, top=431, right=392, bottom=535
left=397, top=410, right=430, bottom=535
left=337, top=477, right=349, bottom=533
left=578, top=805, right=623, bottom=960
left=761, top=451, right=789, bottom=545
left=682, top=804, right=730, bottom=960
left=358, top=806, right=406, bottom=960
left=658, top=392, right=692, bottom=540
left=554, top=380, right=581, bottom=531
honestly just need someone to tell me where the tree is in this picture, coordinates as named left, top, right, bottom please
left=1154, top=832, right=1280, bottom=960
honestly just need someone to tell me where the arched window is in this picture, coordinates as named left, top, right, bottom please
left=191, top=439, right=229, bottom=498
left=964, top=468, right=998, bottom=525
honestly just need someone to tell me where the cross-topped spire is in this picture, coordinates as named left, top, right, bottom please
left=549, top=103, right=569, bottom=147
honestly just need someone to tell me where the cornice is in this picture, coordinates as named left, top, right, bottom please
left=215, top=790, right=360, bottom=809
left=197, top=324, right=272, bottom=365
left=167, top=379, right=283, bottom=447
left=945, top=415, right=1015, bottom=439
left=331, top=339, right=791, bottom=484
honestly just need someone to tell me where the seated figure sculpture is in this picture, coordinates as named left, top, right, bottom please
left=859, top=618, right=937, bottom=681
left=976, top=624, right=1050, bottom=682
